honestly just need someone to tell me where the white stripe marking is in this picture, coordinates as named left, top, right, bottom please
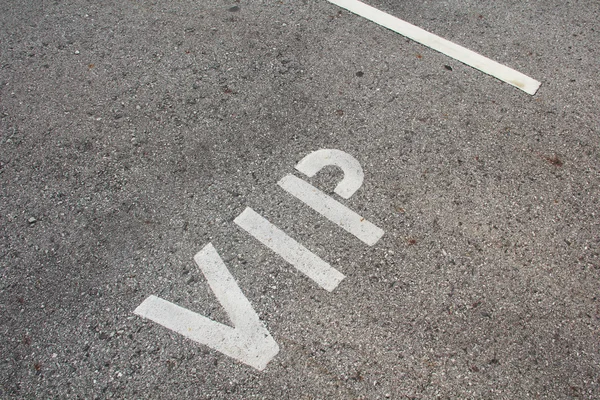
left=295, top=149, right=364, bottom=199
left=278, top=174, right=384, bottom=246
left=234, top=207, right=345, bottom=292
left=134, top=243, right=279, bottom=371
left=327, top=0, right=541, bottom=95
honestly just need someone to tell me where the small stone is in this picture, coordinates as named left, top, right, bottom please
left=28, top=217, right=37, bottom=224
left=74, top=50, right=80, bottom=55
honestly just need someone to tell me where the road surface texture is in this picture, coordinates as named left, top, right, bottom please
left=1, top=0, right=599, bottom=398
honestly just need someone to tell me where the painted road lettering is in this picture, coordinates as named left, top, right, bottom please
left=278, top=174, right=383, bottom=246
left=134, top=244, right=279, bottom=371
left=134, top=149, right=383, bottom=370
left=234, top=207, right=345, bottom=292
left=295, top=149, right=364, bottom=199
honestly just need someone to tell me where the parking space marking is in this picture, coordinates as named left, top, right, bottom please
left=327, top=0, right=541, bottom=95
left=234, top=207, right=345, bottom=292
left=134, top=244, right=279, bottom=371
left=278, top=174, right=384, bottom=246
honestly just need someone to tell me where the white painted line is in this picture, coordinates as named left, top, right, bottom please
left=234, top=207, right=345, bottom=292
left=326, top=0, right=541, bottom=95
left=134, top=243, right=279, bottom=371
left=295, top=149, right=365, bottom=199
left=278, top=174, right=384, bottom=246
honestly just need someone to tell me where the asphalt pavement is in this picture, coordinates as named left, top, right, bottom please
left=1, top=0, right=599, bottom=398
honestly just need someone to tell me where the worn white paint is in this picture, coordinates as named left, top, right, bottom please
left=133, top=244, right=279, bottom=371
left=234, top=207, right=345, bottom=292
left=327, top=0, right=541, bottom=95
left=295, top=149, right=364, bottom=199
left=278, top=174, right=384, bottom=246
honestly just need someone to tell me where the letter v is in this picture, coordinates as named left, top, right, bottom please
left=134, top=243, right=279, bottom=371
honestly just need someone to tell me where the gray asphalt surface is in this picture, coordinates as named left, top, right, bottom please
left=1, top=0, right=599, bottom=398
